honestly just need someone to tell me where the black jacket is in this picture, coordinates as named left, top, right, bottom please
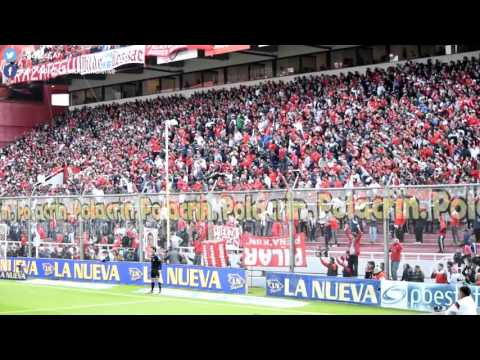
left=401, top=269, right=413, bottom=281
left=410, top=271, right=424, bottom=282
left=151, top=255, right=162, bottom=272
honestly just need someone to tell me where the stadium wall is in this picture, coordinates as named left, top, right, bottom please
left=69, top=49, right=480, bottom=111
left=0, top=84, right=68, bottom=148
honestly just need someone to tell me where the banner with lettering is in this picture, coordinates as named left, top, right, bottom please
left=0, top=257, right=247, bottom=294
left=266, top=272, right=381, bottom=306
left=202, top=240, right=229, bottom=268
left=78, top=45, right=145, bottom=75
left=213, top=225, right=241, bottom=250
left=4, top=56, right=80, bottom=85
left=241, top=233, right=306, bottom=267
left=380, top=280, right=480, bottom=312
left=3, top=45, right=146, bottom=84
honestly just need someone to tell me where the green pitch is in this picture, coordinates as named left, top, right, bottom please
left=0, top=280, right=420, bottom=315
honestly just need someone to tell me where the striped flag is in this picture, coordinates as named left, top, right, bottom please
left=201, top=240, right=228, bottom=268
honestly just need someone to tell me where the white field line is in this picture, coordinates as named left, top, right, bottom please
left=0, top=300, right=158, bottom=315
left=2, top=282, right=326, bottom=315
left=134, top=288, right=309, bottom=309
left=24, top=279, right=116, bottom=290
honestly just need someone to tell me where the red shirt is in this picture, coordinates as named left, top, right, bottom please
left=193, top=240, right=203, bottom=255
left=271, top=222, right=283, bottom=237
left=433, top=271, right=448, bottom=284
left=451, top=214, right=460, bottom=227
left=390, top=242, right=403, bottom=262
left=329, top=217, right=339, bottom=230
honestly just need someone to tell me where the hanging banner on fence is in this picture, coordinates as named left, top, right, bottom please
left=241, top=233, right=306, bottom=267
left=78, top=45, right=145, bottom=75
left=143, top=228, right=158, bottom=259
left=213, top=225, right=241, bottom=250
left=202, top=240, right=229, bottom=267
left=0, top=257, right=247, bottom=294
left=380, top=280, right=480, bottom=312
left=266, top=272, right=381, bottom=305
left=3, top=56, right=79, bottom=85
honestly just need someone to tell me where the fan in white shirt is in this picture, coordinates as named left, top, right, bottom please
left=444, top=286, right=477, bottom=315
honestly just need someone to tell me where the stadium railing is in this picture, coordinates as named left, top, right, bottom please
left=0, top=183, right=478, bottom=279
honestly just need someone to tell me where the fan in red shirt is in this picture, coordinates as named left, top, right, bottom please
left=438, top=215, right=447, bottom=253
left=431, top=263, right=448, bottom=284
left=389, top=238, right=403, bottom=280
left=450, top=210, right=460, bottom=245
left=193, top=238, right=203, bottom=265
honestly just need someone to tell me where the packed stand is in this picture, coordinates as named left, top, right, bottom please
left=0, top=56, right=479, bottom=261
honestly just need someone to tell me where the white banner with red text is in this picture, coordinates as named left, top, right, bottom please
left=241, top=233, right=306, bottom=267
left=213, top=225, right=241, bottom=250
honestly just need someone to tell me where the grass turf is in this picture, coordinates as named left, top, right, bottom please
left=0, top=281, right=420, bottom=315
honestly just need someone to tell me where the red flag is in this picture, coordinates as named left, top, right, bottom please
left=202, top=240, right=228, bottom=267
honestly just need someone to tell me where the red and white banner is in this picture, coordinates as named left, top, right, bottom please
left=157, top=49, right=199, bottom=65
left=78, top=45, right=145, bottom=75
left=205, top=45, right=250, bottom=56
left=202, top=240, right=229, bottom=268
left=213, top=225, right=241, bottom=250
left=4, top=56, right=79, bottom=85
left=241, top=233, right=306, bottom=267
left=3, top=45, right=146, bottom=84
left=146, top=45, right=213, bottom=57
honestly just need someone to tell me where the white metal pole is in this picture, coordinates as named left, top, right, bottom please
left=165, top=123, right=170, bottom=251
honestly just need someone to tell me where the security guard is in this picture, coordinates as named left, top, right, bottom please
left=150, top=247, right=162, bottom=294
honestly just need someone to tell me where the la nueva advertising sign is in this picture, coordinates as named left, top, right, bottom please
left=0, top=257, right=247, bottom=295
left=266, top=272, right=381, bottom=306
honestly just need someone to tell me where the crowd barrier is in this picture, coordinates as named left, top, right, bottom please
left=0, top=257, right=247, bottom=294
left=265, top=272, right=480, bottom=312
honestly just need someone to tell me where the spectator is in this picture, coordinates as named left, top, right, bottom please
left=474, top=216, right=480, bottom=244
left=475, top=268, right=480, bottom=286
left=164, top=247, right=182, bottom=264
left=450, top=210, right=460, bottom=245
left=368, top=212, right=377, bottom=244
left=438, top=215, right=447, bottom=253
left=431, top=263, right=448, bottom=284
left=410, top=265, right=425, bottom=282
left=364, top=260, right=375, bottom=279
left=448, top=264, right=464, bottom=285
left=463, top=228, right=473, bottom=246
left=329, top=215, right=339, bottom=246
left=389, top=238, right=403, bottom=280
left=453, top=245, right=464, bottom=267
left=192, top=238, right=203, bottom=266
left=320, top=254, right=338, bottom=277
left=401, top=263, right=413, bottom=281
left=306, top=211, right=317, bottom=243
left=372, top=265, right=385, bottom=280
left=345, top=222, right=361, bottom=276
left=461, top=257, right=476, bottom=284
left=444, top=286, right=477, bottom=315
left=336, top=252, right=353, bottom=278
left=414, top=216, right=426, bottom=244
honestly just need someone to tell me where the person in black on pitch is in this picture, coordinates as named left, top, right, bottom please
left=150, top=247, right=162, bottom=294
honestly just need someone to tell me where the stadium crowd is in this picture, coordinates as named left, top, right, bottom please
left=1, top=55, right=480, bottom=267
left=1, top=56, right=479, bottom=198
